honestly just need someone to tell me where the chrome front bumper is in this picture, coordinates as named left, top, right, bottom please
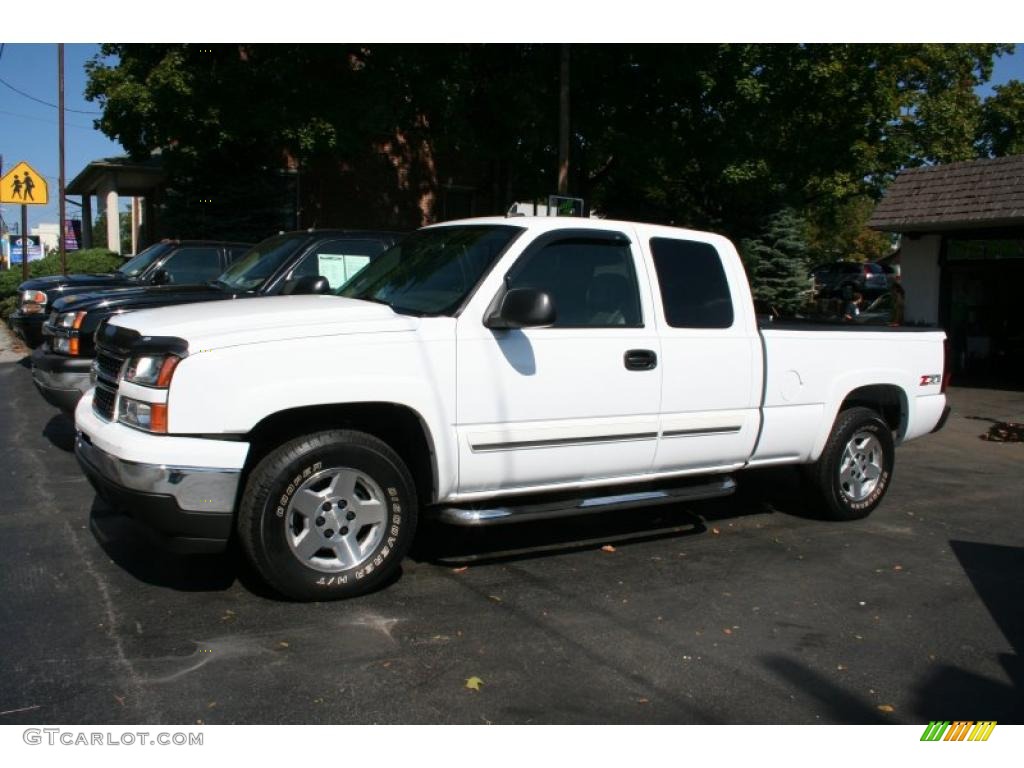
left=75, top=432, right=241, bottom=513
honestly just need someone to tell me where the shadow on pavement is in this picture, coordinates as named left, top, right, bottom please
left=911, top=540, right=1024, bottom=723
left=413, top=466, right=812, bottom=566
left=42, top=412, right=75, bottom=452
left=87, top=498, right=254, bottom=595
left=87, top=497, right=405, bottom=601
left=760, top=654, right=890, bottom=723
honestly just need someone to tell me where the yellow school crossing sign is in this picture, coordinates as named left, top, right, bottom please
left=0, top=161, right=49, bottom=205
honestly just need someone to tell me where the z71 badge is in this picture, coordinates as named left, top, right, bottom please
left=920, top=374, right=942, bottom=386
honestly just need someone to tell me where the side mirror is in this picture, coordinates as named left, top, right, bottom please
left=485, top=287, right=556, bottom=330
left=151, top=269, right=171, bottom=286
left=282, top=275, right=331, bottom=296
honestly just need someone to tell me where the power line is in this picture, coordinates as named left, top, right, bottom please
left=0, top=75, right=102, bottom=116
left=0, top=108, right=96, bottom=131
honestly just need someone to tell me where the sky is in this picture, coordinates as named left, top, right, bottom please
left=2, top=42, right=1024, bottom=235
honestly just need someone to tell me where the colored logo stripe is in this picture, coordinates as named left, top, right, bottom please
left=920, top=720, right=996, bottom=742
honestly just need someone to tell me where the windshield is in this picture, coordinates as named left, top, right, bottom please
left=116, top=242, right=172, bottom=277
left=337, top=225, right=522, bottom=315
left=216, top=234, right=307, bottom=292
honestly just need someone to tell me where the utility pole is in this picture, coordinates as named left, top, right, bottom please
left=557, top=44, right=570, bottom=195
left=58, top=43, right=67, bottom=275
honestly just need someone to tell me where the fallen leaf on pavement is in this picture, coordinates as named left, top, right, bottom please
left=488, top=595, right=502, bottom=603
left=453, top=566, right=469, bottom=573
left=601, top=545, right=616, bottom=553
left=723, top=628, right=733, bottom=635
left=877, top=704, right=895, bottom=713
left=711, top=527, right=721, bottom=535
left=465, top=676, right=484, bottom=691
left=636, top=698, right=650, bottom=704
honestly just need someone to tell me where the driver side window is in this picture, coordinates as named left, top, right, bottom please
left=505, top=238, right=643, bottom=328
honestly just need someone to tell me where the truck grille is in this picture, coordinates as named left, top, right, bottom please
left=93, top=337, right=127, bottom=422
left=95, top=349, right=126, bottom=385
left=93, top=383, right=117, bottom=422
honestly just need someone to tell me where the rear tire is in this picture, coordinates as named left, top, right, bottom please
left=238, top=430, right=417, bottom=601
left=803, top=407, right=894, bottom=520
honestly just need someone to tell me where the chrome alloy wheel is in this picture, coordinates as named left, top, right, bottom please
left=838, top=430, right=884, bottom=502
left=285, top=467, right=388, bottom=573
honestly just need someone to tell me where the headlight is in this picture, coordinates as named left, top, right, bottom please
left=118, top=396, right=168, bottom=433
left=20, top=290, right=47, bottom=314
left=55, top=311, right=87, bottom=329
left=123, top=354, right=180, bottom=388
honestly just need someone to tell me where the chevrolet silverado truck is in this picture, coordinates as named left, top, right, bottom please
left=74, top=217, right=951, bottom=601
left=10, top=239, right=251, bottom=347
left=32, top=229, right=401, bottom=412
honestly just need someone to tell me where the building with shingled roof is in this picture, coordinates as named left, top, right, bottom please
left=869, top=154, right=1024, bottom=383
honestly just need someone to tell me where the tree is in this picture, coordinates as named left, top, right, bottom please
left=83, top=44, right=1017, bottom=245
left=980, top=80, right=1024, bottom=156
left=91, top=209, right=132, bottom=254
left=740, top=209, right=813, bottom=313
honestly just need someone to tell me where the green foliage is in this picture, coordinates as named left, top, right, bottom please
left=0, top=249, right=121, bottom=304
left=740, top=209, right=814, bottom=313
left=91, top=210, right=133, bottom=254
left=0, top=295, right=17, bottom=321
left=806, top=196, right=893, bottom=265
left=82, top=43, right=1022, bottom=245
left=981, top=80, right=1024, bottom=156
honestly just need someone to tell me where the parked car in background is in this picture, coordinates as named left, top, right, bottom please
left=812, top=261, right=889, bottom=299
left=854, top=292, right=895, bottom=325
left=9, top=240, right=251, bottom=347
left=32, top=229, right=402, bottom=412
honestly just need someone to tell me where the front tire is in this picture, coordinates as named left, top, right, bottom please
left=238, top=430, right=417, bottom=601
left=803, top=407, right=894, bottom=520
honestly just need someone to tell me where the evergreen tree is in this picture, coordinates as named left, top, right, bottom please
left=741, top=209, right=813, bottom=314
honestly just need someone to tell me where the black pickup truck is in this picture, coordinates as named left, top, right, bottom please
left=9, top=239, right=252, bottom=347
left=32, top=229, right=402, bottom=412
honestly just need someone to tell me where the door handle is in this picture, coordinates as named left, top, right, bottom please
left=624, top=349, right=657, bottom=371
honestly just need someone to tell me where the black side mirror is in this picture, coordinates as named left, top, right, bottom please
left=282, top=275, right=331, bottom=296
left=151, top=269, right=171, bottom=285
left=485, top=287, right=556, bottom=330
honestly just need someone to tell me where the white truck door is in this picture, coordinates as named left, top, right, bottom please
left=455, top=228, right=662, bottom=496
left=642, top=234, right=762, bottom=473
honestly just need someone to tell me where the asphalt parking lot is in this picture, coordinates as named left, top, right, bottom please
left=1, top=327, right=1021, bottom=725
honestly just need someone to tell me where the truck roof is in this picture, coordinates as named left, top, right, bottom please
left=427, top=215, right=728, bottom=245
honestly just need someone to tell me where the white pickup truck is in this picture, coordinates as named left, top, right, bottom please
left=74, top=217, right=950, bottom=600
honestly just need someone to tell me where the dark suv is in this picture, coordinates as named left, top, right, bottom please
left=9, top=239, right=251, bottom=347
left=811, top=261, right=889, bottom=299
left=32, top=229, right=402, bottom=412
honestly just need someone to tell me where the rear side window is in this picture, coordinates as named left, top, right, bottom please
left=506, top=238, right=643, bottom=327
left=650, top=238, right=734, bottom=329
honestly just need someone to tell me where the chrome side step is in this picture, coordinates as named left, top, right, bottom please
left=431, top=476, right=736, bottom=526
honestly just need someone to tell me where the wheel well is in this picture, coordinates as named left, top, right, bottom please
left=245, top=403, right=437, bottom=505
left=839, top=385, right=907, bottom=436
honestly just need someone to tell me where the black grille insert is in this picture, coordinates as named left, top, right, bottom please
left=95, top=349, right=125, bottom=385
left=93, top=383, right=117, bottom=422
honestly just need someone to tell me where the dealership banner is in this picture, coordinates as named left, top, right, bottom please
left=9, top=235, right=43, bottom=263
left=64, top=219, right=82, bottom=251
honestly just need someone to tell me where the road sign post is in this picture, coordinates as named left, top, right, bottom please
left=21, top=205, right=28, bottom=281
left=1, top=161, right=51, bottom=280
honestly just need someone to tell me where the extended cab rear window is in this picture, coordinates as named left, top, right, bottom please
left=650, top=238, right=734, bottom=329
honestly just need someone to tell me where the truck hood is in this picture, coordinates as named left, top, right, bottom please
left=21, top=272, right=134, bottom=298
left=52, top=283, right=226, bottom=314
left=108, top=294, right=417, bottom=351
